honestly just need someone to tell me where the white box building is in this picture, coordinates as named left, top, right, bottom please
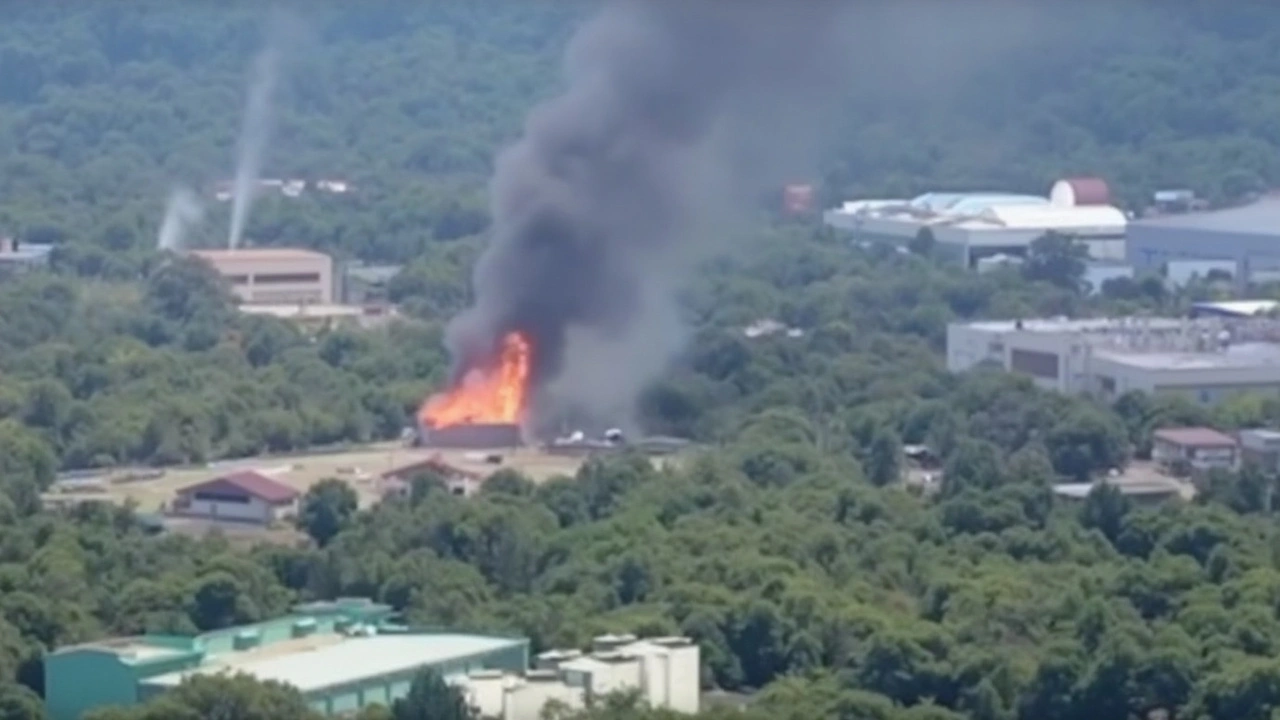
left=946, top=316, right=1280, bottom=405
left=188, top=248, right=335, bottom=305
left=456, top=634, right=700, bottom=720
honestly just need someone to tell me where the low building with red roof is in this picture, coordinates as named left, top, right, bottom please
left=170, top=470, right=301, bottom=525
left=1152, top=426, right=1239, bottom=475
left=381, top=454, right=487, bottom=499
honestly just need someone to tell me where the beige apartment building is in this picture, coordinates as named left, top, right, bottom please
left=188, top=248, right=334, bottom=305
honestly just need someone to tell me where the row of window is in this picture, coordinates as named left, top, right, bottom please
left=191, top=491, right=250, bottom=504
left=225, top=272, right=322, bottom=285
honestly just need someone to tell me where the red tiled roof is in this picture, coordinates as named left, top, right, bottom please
left=1153, top=427, right=1237, bottom=448
left=179, top=471, right=300, bottom=504
left=381, top=454, right=483, bottom=481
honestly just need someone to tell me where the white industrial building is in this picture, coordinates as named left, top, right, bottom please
left=824, top=178, right=1127, bottom=267
left=456, top=633, right=700, bottom=720
left=946, top=316, right=1280, bottom=405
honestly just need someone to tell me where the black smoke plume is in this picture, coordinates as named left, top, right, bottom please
left=446, top=0, right=849, bottom=431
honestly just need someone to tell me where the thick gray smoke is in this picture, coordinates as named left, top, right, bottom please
left=157, top=187, right=204, bottom=252
left=445, top=0, right=850, bottom=432
left=227, top=45, right=281, bottom=250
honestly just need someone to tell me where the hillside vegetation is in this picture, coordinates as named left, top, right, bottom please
left=3, top=4, right=1280, bottom=720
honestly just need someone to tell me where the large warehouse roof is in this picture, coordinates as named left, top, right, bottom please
left=143, top=632, right=523, bottom=693
left=1134, top=199, right=1280, bottom=235
left=188, top=247, right=330, bottom=261
left=966, top=204, right=1127, bottom=230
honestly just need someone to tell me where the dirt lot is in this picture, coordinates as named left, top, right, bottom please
left=42, top=442, right=589, bottom=513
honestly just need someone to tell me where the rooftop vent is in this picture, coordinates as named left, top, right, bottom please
left=291, top=618, right=317, bottom=638
left=591, top=633, right=637, bottom=653
left=233, top=629, right=261, bottom=651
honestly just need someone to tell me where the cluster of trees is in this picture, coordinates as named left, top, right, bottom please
left=9, top=3, right=1280, bottom=720
left=3, top=225, right=1280, bottom=720
left=7, top=4, right=1280, bottom=274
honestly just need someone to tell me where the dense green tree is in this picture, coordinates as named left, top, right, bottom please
left=866, top=428, right=904, bottom=487
left=390, top=670, right=475, bottom=720
left=298, top=478, right=360, bottom=547
left=1022, top=233, right=1087, bottom=290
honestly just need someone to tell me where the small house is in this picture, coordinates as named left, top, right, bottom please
left=1151, top=427, right=1239, bottom=475
left=171, top=471, right=300, bottom=525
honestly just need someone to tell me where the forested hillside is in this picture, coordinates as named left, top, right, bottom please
left=4, top=2, right=1280, bottom=272
left=6, top=3, right=1280, bottom=720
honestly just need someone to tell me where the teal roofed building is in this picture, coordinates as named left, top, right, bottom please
left=44, top=597, right=529, bottom=720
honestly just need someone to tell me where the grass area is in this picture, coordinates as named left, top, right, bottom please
left=44, top=442, right=590, bottom=513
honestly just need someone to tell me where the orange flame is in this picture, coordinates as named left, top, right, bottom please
left=420, top=331, right=532, bottom=428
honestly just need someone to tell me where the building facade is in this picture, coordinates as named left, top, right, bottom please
left=1127, top=199, right=1280, bottom=283
left=188, top=248, right=335, bottom=305
left=44, top=598, right=529, bottom=720
left=1241, top=428, right=1280, bottom=474
left=169, top=471, right=300, bottom=524
left=381, top=455, right=486, bottom=498
left=0, top=237, right=53, bottom=274
left=946, top=316, right=1280, bottom=405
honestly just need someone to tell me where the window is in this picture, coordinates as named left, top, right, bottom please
left=1009, top=349, right=1060, bottom=379
left=225, top=274, right=249, bottom=284
left=253, top=272, right=321, bottom=284
left=248, top=290, right=324, bottom=304
left=192, top=491, right=251, bottom=504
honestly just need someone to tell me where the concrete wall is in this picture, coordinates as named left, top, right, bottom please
left=190, top=250, right=334, bottom=305
left=173, top=491, right=276, bottom=524
left=422, top=423, right=523, bottom=449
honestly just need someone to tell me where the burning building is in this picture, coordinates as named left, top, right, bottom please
left=417, top=332, right=530, bottom=449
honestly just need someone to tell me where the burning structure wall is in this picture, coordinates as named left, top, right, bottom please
left=419, top=422, right=522, bottom=450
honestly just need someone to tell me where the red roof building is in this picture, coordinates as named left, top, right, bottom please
left=1152, top=427, right=1239, bottom=476
left=171, top=471, right=301, bottom=525
left=381, top=454, right=486, bottom=499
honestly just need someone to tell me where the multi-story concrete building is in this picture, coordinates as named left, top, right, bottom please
left=43, top=598, right=529, bottom=720
left=188, top=248, right=334, bottom=305
left=946, top=316, right=1280, bottom=405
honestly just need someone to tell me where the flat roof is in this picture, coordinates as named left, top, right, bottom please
left=142, top=633, right=522, bottom=693
left=52, top=637, right=190, bottom=663
left=188, top=248, right=329, bottom=261
left=963, top=317, right=1186, bottom=334
left=239, top=304, right=369, bottom=319
left=1134, top=200, right=1280, bottom=235
left=1094, top=342, right=1280, bottom=370
left=1192, top=300, right=1280, bottom=316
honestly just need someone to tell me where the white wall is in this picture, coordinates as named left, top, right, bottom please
left=176, top=493, right=274, bottom=523
left=507, top=680, right=585, bottom=720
